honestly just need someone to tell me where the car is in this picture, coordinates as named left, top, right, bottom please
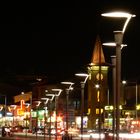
left=1, top=127, right=13, bottom=137
left=37, top=129, right=44, bottom=135
left=11, top=125, right=23, bottom=132
left=68, top=128, right=80, bottom=136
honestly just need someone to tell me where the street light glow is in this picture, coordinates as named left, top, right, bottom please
left=122, top=80, right=127, bottom=85
left=46, top=94, right=55, bottom=101
left=35, top=101, right=41, bottom=107
left=61, top=81, right=74, bottom=90
left=103, top=42, right=127, bottom=49
left=61, top=81, right=74, bottom=85
left=41, top=97, right=48, bottom=100
left=41, top=97, right=49, bottom=104
left=75, top=73, right=88, bottom=77
left=75, top=73, right=89, bottom=83
left=52, top=89, right=63, bottom=96
left=51, top=89, right=62, bottom=91
left=101, top=12, right=135, bottom=18
left=103, top=42, right=127, bottom=47
left=95, top=84, right=100, bottom=89
left=101, top=11, right=136, bottom=33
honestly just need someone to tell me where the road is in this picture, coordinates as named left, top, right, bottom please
left=0, top=133, right=80, bottom=140
left=0, top=135, right=62, bottom=140
left=1, top=133, right=140, bottom=140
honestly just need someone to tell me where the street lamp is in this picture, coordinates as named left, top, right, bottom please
left=24, top=103, right=30, bottom=137
left=103, top=42, right=127, bottom=49
left=101, top=11, right=135, bottom=140
left=34, top=100, right=41, bottom=139
left=61, top=81, right=74, bottom=139
left=52, top=89, right=63, bottom=140
left=101, top=12, right=135, bottom=33
left=103, top=43, right=126, bottom=138
left=41, top=97, right=49, bottom=140
left=45, top=92, right=55, bottom=140
left=75, top=73, right=89, bottom=140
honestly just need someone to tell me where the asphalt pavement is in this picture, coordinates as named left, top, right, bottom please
left=0, top=132, right=80, bottom=140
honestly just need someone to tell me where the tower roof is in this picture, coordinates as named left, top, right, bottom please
left=91, top=36, right=106, bottom=65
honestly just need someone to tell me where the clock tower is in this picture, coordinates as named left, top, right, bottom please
left=87, top=36, right=109, bottom=129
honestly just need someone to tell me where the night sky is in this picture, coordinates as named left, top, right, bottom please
left=0, top=1, right=140, bottom=97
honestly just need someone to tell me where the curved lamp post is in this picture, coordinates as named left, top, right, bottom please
left=101, top=12, right=135, bottom=33
left=52, top=89, right=63, bottom=140
left=45, top=92, right=55, bottom=140
left=24, top=103, right=30, bottom=137
left=61, top=82, right=74, bottom=137
left=41, top=97, right=50, bottom=140
left=101, top=11, right=135, bottom=140
left=75, top=73, right=89, bottom=140
left=103, top=42, right=127, bottom=136
left=34, top=100, right=41, bottom=139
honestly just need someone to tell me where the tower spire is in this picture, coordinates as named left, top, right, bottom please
left=91, top=36, right=105, bottom=65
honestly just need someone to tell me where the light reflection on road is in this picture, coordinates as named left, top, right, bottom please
left=81, top=132, right=140, bottom=139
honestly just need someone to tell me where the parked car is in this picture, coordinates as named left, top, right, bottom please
left=2, top=126, right=13, bottom=137
left=11, top=125, right=23, bottom=132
